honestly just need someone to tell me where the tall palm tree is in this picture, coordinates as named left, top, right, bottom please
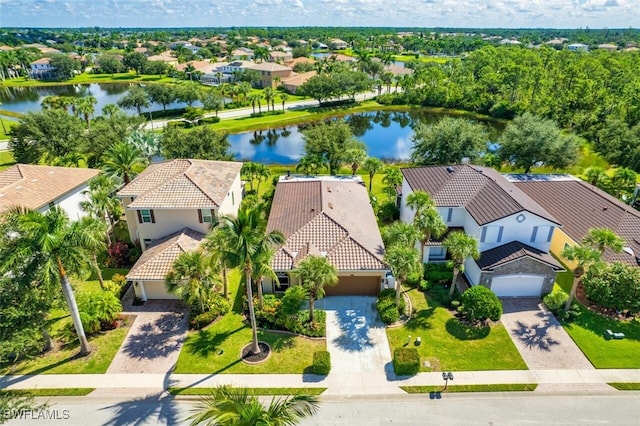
left=80, top=174, right=122, bottom=248
left=75, top=96, right=97, bottom=129
left=1, top=207, right=104, bottom=356
left=443, top=231, right=479, bottom=297
left=381, top=221, right=421, bottom=250
left=292, top=255, right=338, bottom=322
left=189, top=385, right=320, bottom=426
left=101, top=141, right=147, bottom=185
left=280, top=92, right=289, bottom=111
left=362, top=157, right=383, bottom=192
left=561, top=245, right=602, bottom=310
left=165, top=251, right=218, bottom=314
left=582, top=228, right=624, bottom=255
left=76, top=216, right=109, bottom=290
left=414, top=208, right=447, bottom=263
left=406, top=190, right=435, bottom=217
left=263, top=87, right=275, bottom=113
left=251, top=246, right=278, bottom=309
left=204, top=228, right=232, bottom=299
left=385, top=245, right=422, bottom=302
left=214, top=207, right=284, bottom=354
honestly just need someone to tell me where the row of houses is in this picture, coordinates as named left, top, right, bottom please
left=2, top=161, right=638, bottom=303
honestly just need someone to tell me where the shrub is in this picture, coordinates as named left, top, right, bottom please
left=543, top=290, right=568, bottom=313
left=583, top=262, right=640, bottom=313
left=201, top=116, right=221, bottom=124
left=106, top=241, right=131, bottom=268
left=104, top=273, right=127, bottom=295
left=393, top=347, right=420, bottom=376
left=427, top=285, right=453, bottom=306
left=207, top=293, right=231, bottom=317
left=189, top=310, right=217, bottom=330
left=461, top=286, right=502, bottom=321
left=376, top=288, right=404, bottom=324
left=377, top=200, right=399, bottom=223
left=313, top=351, right=331, bottom=375
left=423, top=263, right=453, bottom=286
left=280, top=286, right=307, bottom=316
left=75, top=291, right=123, bottom=335
left=255, top=294, right=282, bottom=327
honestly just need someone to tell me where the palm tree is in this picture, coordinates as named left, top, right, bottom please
left=75, top=96, right=97, bottom=129
left=80, top=174, right=122, bottom=248
left=101, top=141, right=147, bottom=185
left=76, top=216, right=109, bottom=290
left=414, top=208, right=447, bottom=263
left=385, top=245, right=422, bottom=302
left=0, top=207, right=104, bottom=356
left=292, top=255, right=338, bottom=322
left=252, top=246, right=278, bottom=309
left=296, top=154, right=326, bottom=176
left=188, top=385, right=320, bottom=426
left=280, top=92, right=289, bottom=111
left=203, top=228, right=232, bottom=299
left=382, top=167, right=402, bottom=200
left=583, top=228, right=624, bottom=255
left=381, top=221, right=421, bottom=250
left=101, top=103, right=120, bottom=118
left=165, top=251, right=218, bottom=314
left=362, top=157, right=383, bottom=192
left=443, top=231, right=479, bottom=297
left=561, top=245, right=602, bottom=310
left=406, top=190, right=435, bottom=217
left=214, top=207, right=284, bottom=354
left=263, top=87, right=275, bottom=112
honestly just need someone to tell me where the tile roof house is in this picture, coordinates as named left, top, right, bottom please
left=247, top=62, right=293, bottom=89
left=0, top=164, right=100, bottom=219
left=264, top=176, right=388, bottom=296
left=401, top=165, right=564, bottom=297
left=118, top=159, right=243, bottom=300
left=508, top=174, right=640, bottom=267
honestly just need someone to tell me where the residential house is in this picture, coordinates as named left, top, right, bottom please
left=567, top=43, right=589, bottom=52
left=508, top=174, right=640, bottom=268
left=230, top=48, right=254, bottom=61
left=329, top=38, right=348, bottom=50
left=29, top=58, right=56, bottom=79
left=597, top=43, right=618, bottom=51
left=0, top=164, right=100, bottom=219
left=281, top=71, right=317, bottom=94
left=268, top=51, right=293, bottom=63
left=146, top=51, right=179, bottom=66
left=400, top=165, right=564, bottom=297
left=119, top=159, right=243, bottom=300
left=284, top=56, right=315, bottom=68
left=264, top=176, right=389, bottom=296
left=247, top=62, right=293, bottom=88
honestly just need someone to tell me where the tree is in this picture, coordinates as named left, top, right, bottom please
left=126, top=130, right=162, bottom=161
left=302, top=119, right=354, bottom=175
left=145, top=84, right=177, bottom=111
left=583, top=228, right=624, bottom=256
left=410, top=117, right=486, bottom=166
left=101, top=103, right=119, bottom=118
left=343, top=140, right=367, bottom=176
left=161, top=126, right=231, bottom=160
left=117, top=86, right=150, bottom=116
left=166, top=251, right=218, bottom=314
left=414, top=208, right=447, bottom=263
left=296, top=153, right=327, bottom=176
left=96, top=54, right=123, bottom=76
left=80, top=174, right=122, bottom=250
left=214, top=207, right=284, bottom=355
left=583, top=262, right=640, bottom=313
left=385, top=245, right=422, bottom=302
left=176, top=82, right=201, bottom=107
left=609, top=167, right=637, bottom=199
left=188, top=385, right=319, bottom=426
left=200, top=89, right=225, bottom=115
left=280, top=92, right=290, bottom=111
left=144, top=60, right=169, bottom=76
left=381, top=221, right=421, bottom=250
left=382, top=166, right=402, bottom=200
left=203, top=229, right=233, bottom=299
left=561, top=245, right=603, bottom=310
left=123, top=52, right=148, bottom=76
left=241, top=162, right=271, bottom=194
left=498, top=112, right=578, bottom=173
left=0, top=207, right=106, bottom=356
left=263, top=87, right=275, bottom=112
left=292, top=255, right=338, bottom=322
left=101, top=141, right=147, bottom=185
left=49, top=54, right=81, bottom=79
left=583, top=166, right=607, bottom=187
left=461, top=286, right=502, bottom=321
left=443, top=231, right=480, bottom=296
left=362, top=157, right=383, bottom=192
left=75, top=96, right=97, bottom=128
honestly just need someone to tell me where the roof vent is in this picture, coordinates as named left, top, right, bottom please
left=623, top=247, right=634, bottom=256
left=446, top=166, right=455, bottom=173
left=328, top=202, right=333, bottom=209
left=602, top=206, right=608, bottom=211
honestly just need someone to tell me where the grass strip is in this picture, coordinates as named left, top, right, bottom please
left=5, top=388, right=95, bottom=396
left=168, top=387, right=326, bottom=396
left=608, top=383, right=640, bottom=391
left=400, top=384, right=537, bottom=393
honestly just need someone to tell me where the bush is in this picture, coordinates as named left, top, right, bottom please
left=189, top=310, right=217, bottom=330
left=255, top=295, right=282, bottom=327
left=106, top=241, right=131, bottom=268
left=207, top=293, right=231, bottom=317
left=423, top=263, right=453, bottom=286
left=74, top=291, right=123, bottom=335
left=280, top=286, right=307, bottom=316
left=200, top=116, right=220, bottom=124
left=376, top=288, right=404, bottom=324
left=377, top=200, right=399, bottom=223
left=104, top=273, right=127, bottom=295
left=393, top=347, right=420, bottom=376
left=313, top=351, right=331, bottom=375
left=583, top=262, right=640, bottom=313
left=427, top=285, right=453, bottom=306
left=461, top=286, right=503, bottom=321
left=543, top=290, right=569, bottom=313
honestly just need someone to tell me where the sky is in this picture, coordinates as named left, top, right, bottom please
left=0, top=0, right=638, bottom=29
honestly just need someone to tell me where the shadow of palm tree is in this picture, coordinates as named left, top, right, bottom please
left=512, top=320, right=560, bottom=352
left=404, top=306, right=436, bottom=332
left=331, top=306, right=375, bottom=352
left=186, top=326, right=244, bottom=358
left=121, top=313, right=186, bottom=360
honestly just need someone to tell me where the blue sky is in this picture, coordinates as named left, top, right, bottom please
left=1, top=0, right=638, bottom=29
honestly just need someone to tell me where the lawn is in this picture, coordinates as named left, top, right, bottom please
left=0, top=71, right=175, bottom=87
left=5, top=388, right=95, bottom=397
left=173, top=269, right=326, bottom=374
left=386, top=287, right=527, bottom=371
left=0, top=150, right=15, bottom=171
left=0, top=118, right=16, bottom=139
left=168, top=387, right=326, bottom=396
left=400, top=384, right=537, bottom=393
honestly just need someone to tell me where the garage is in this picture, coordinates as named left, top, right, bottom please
left=139, top=280, right=179, bottom=300
left=490, top=275, right=544, bottom=297
left=325, top=275, right=381, bottom=296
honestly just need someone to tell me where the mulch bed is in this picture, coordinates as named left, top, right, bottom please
left=241, top=342, right=271, bottom=364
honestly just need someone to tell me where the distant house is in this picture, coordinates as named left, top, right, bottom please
left=133, top=47, right=149, bottom=55
left=329, top=38, right=348, bottom=50
left=29, top=58, right=56, bottom=79
left=284, top=56, right=315, bottom=68
left=264, top=176, right=389, bottom=296
left=247, top=62, right=293, bottom=88
left=567, top=43, right=589, bottom=52
left=230, top=48, right=254, bottom=61
left=281, top=71, right=317, bottom=94
left=146, top=51, right=179, bottom=66
left=268, top=50, right=293, bottom=63
left=597, top=43, right=618, bottom=52
left=0, top=164, right=100, bottom=219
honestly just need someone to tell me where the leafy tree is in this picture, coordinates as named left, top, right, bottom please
left=117, top=86, right=150, bottom=116
left=410, top=117, right=486, bottom=166
left=188, top=385, right=319, bottom=426
left=609, top=167, right=637, bottom=199
left=144, top=60, right=168, bottom=76
left=343, top=140, right=368, bottom=176
left=302, top=119, right=354, bottom=175
left=443, top=231, right=480, bottom=297
left=213, top=207, right=284, bottom=355
left=96, top=54, right=123, bottom=76
left=385, top=245, right=422, bottom=302
left=123, top=52, right=148, bottom=76
left=461, top=286, right=502, bottom=321
left=49, top=54, right=81, bottom=79
left=362, top=157, right=383, bottom=192
left=176, top=82, right=201, bottom=107
left=101, top=141, right=147, bottom=185
left=583, top=262, right=640, bottom=313
left=161, top=126, right=231, bottom=160
left=83, top=110, right=141, bottom=168
left=145, top=84, right=177, bottom=111
left=583, top=166, right=607, bottom=187
left=561, top=244, right=602, bottom=310
left=292, top=255, right=338, bottom=322
left=166, top=251, right=218, bottom=314
left=200, top=89, right=225, bottom=115
left=298, top=73, right=336, bottom=103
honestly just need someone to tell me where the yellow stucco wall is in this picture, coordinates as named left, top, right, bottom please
left=550, top=229, right=579, bottom=269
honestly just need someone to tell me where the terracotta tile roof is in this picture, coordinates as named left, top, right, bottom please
left=247, top=62, right=292, bottom=72
left=0, top=164, right=100, bottom=213
left=510, top=175, right=640, bottom=266
left=117, top=159, right=242, bottom=209
left=267, top=177, right=387, bottom=271
left=477, top=241, right=564, bottom=271
left=126, top=228, right=205, bottom=281
left=402, top=165, right=559, bottom=226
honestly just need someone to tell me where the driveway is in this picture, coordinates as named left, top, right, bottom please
left=500, top=298, right=594, bottom=370
left=106, top=298, right=188, bottom=374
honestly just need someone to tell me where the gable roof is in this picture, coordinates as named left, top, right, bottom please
left=477, top=241, right=564, bottom=271
left=0, top=164, right=100, bottom=213
left=117, top=159, right=242, bottom=209
left=126, top=228, right=205, bottom=281
left=402, top=165, right=559, bottom=226
left=247, top=62, right=291, bottom=72
left=509, top=174, right=640, bottom=266
left=267, top=177, right=387, bottom=271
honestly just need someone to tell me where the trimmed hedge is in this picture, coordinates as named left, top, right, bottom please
left=393, top=348, right=420, bottom=376
left=461, top=286, right=502, bottom=321
left=313, top=351, right=331, bottom=375
left=376, top=288, right=404, bottom=324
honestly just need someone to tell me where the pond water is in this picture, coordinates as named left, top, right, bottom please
left=228, top=110, right=501, bottom=164
left=0, top=83, right=203, bottom=116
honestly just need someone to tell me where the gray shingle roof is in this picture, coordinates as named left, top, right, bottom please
left=477, top=241, right=564, bottom=271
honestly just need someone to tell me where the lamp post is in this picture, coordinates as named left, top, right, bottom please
left=442, top=371, right=454, bottom=391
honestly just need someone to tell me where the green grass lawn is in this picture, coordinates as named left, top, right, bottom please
left=387, top=288, right=527, bottom=371
left=0, top=72, right=175, bottom=87
left=173, top=269, right=326, bottom=374
left=6, top=388, right=95, bottom=396
left=0, top=118, right=16, bottom=139
left=0, top=150, right=15, bottom=171
left=401, top=384, right=537, bottom=393
left=168, top=387, right=326, bottom=396
left=608, top=383, right=640, bottom=390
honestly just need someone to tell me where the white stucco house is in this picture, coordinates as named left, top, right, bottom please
left=400, top=165, right=564, bottom=297
left=0, top=164, right=100, bottom=219
left=118, top=159, right=243, bottom=300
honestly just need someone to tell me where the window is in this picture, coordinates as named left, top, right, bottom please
left=275, top=273, right=290, bottom=292
left=531, top=225, right=553, bottom=243
left=138, top=209, right=155, bottom=223
left=446, top=208, right=453, bottom=223
left=198, top=209, right=215, bottom=224
left=429, top=246, right=446, bottom=259
left=480, top=226, right=503, bottom=243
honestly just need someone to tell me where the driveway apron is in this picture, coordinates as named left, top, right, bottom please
left=500, top=298, right=594, bottom=370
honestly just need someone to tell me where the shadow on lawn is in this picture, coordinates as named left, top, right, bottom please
left=186, top=326, right=245, bottom=358
left=567, top=305, right=640, bottom=341
left=445, top=318, right=490, bottom=341
left=404, top=305, right=436, bottom=332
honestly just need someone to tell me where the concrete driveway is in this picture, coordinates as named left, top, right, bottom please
left=500, top=298, right=594, bottom=370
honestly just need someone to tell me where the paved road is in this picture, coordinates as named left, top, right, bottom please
left=5, top=393, right=639, bottom=425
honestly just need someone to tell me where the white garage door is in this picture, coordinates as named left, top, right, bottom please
left=490, top=275, right=544, bottom=297
left=143, top=281, right=180, bottom=300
